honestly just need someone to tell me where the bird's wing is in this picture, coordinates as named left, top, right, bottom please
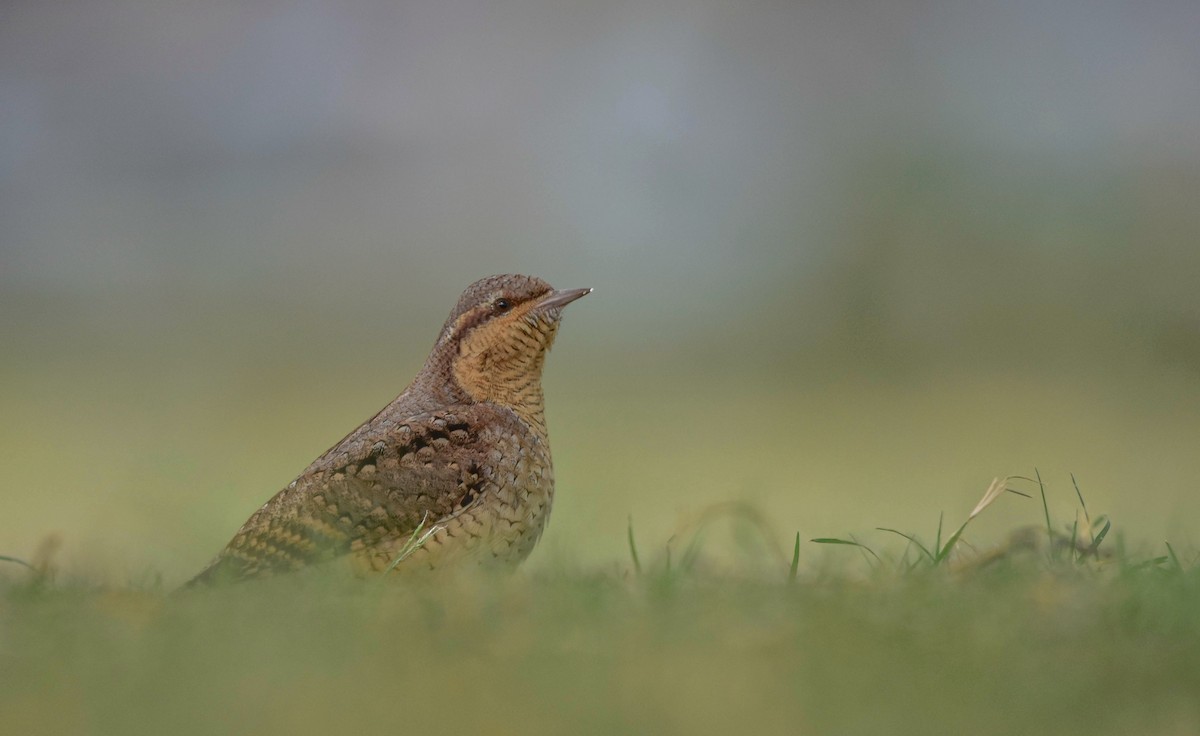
left=187, top=403, right=527, bottom=585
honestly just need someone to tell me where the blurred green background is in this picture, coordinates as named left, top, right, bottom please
left=2, top=0, right=1198, bottom=584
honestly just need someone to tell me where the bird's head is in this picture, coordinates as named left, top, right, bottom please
left=429, top=274, right=590, bottom=429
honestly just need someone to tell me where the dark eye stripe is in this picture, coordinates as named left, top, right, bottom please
left=447, top=297, right=515, bottom=342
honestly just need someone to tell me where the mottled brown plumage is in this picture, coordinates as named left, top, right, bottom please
left=188, top=274, right=589, bottom=584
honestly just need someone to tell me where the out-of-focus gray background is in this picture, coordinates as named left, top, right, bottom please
left=3, top=0, right=1199, bottom=581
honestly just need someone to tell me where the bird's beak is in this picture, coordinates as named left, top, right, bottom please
left=536, top=287, right=592, bottom=311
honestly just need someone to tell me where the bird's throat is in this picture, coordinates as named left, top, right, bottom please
left=452, top=320, right=556, bottom=438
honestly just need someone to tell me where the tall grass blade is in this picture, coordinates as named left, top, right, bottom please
left=921, top=477, right=1016, bottom=565
left=1071, top=473, right=1092, bottom=529
left=1166, top=542, right=1183, bottom=573
left=936, top=522, right=970, bottom=563
left=1036, top=468, right=1055, bottom=561
left=789, top=532, right=800, bottom=583
left=627, top=516, right=642, bottom=576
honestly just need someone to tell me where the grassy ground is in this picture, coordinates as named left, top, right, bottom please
left=3, top=296, right=1198, bottom=734
left=3, top=484, right=1198, bottom=736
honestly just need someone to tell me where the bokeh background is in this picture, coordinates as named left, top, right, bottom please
left=2, top=0, right=1198, bottom=583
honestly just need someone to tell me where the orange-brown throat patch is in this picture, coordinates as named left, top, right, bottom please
left=451, top=301, right=560, bottom=437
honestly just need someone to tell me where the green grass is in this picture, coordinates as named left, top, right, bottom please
left=3, top=481, right=1199, bottom=736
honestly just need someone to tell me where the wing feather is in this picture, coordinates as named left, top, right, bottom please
left=188, top=404, right=510, bottom=584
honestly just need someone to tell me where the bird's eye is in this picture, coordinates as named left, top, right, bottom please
left=494, top=298, right=511, bottom=312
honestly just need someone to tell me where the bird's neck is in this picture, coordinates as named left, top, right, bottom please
left=413, top=314, right=559, bottom=439
left=451, top=347, right=549, bottom=438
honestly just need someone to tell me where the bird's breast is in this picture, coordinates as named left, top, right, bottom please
left=357, top=427, right=556, bottom=573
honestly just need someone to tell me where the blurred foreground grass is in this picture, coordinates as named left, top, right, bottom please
left=3, top=488, right=1199, bottom=736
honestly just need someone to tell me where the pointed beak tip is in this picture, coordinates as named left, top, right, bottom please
left=538, top=287, right=593, bottom=310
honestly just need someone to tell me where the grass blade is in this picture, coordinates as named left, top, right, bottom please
left=1166, top=542, right=1183, bottom=573
left=1071, top=473, right=1092, bottom=529
left=1088, top=519, right=1111, bottom=556
left=679, top=531, right=705, bottom=573
left=1036, top=468, right=1054, bottom=560
left=876, top=528, right=935, bottom=563
left=0, top=554, right=35, bottom=570
left=936, top=521, right=970, bottom=563
left=811, top=537, right=881, bottom=564
left=1128, top=556, right=1170, bottom=571
left=627, top=516, right=642, bottom=576
left=789, top=532, right=800, bottom=583
left=383, top=512, right=442, bottom=575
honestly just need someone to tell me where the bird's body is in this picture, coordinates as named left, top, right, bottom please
left=189, top=274, right=589, bottom=584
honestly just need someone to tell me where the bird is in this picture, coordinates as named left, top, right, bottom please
left=187, top=274, right=590, bottom=585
